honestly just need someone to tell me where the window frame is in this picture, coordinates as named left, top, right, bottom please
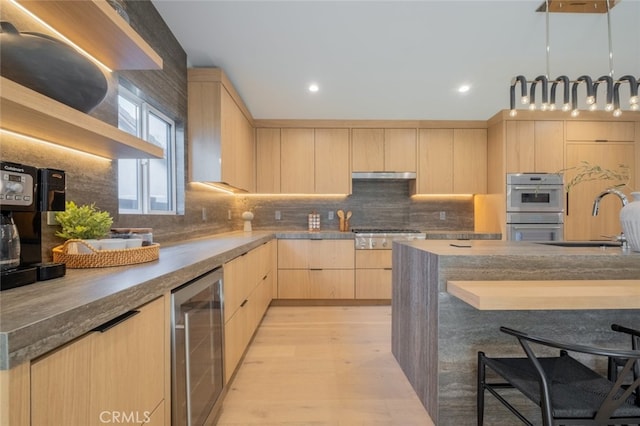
left=117, top=85, right=177, bottom=215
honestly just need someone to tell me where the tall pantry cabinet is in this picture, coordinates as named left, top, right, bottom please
left=564, top=121, right=636, bottom=240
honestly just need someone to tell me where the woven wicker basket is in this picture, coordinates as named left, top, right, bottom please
left=52, top=239, right=159, bottom=269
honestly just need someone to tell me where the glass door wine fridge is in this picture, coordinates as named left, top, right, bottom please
left=171, top=268, right=224, bottom=425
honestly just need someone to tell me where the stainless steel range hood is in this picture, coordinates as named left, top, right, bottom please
left=352, top=171, right=416, bottom=180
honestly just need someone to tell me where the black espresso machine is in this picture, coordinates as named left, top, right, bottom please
left=0, top=161, right=66, bottom=290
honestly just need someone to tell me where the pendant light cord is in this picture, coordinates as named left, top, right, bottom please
left=606, top=0, right=614, bottom=77
left=545, top=0, right=550, bottom=79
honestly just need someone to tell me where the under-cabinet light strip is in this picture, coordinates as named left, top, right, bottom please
left=1, top=129, right=112, bottom=162
left=9, top=0, right=113, bottom=73
left=191, top=182, right=237, bottom=195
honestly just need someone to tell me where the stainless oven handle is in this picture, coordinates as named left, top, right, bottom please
left=512, top=185, right=561, bottom=191
left=184, top=312, right=192, bottom=426
left=511, top=225, right=563, bottom=230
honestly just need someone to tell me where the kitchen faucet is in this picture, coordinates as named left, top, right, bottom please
left=592, top=187, right=629, bottom=250
left=591, top=187, right=629, bottom=216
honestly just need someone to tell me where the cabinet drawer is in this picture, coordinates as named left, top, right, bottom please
left=31, top=333, right=93, bottom=425
left=278, top=269, right=355, bottom=299
left=31, top=297, right=166, bottom=426
left=224, top=272, right=272, bottom=383
left=355, top=269, right=392, bottom=299
left=224, top=242, right=274, bottom=323
left=566, top=121, right=635, bottom=142
left=278, top=239, right=354, bottom=269
left=224, top=253, right=252, bottom=322
left=90, top=298, right=165, bottom=420
left=355, top=250, right=392, bottom=269
left=224, top=298, right=252, bottom=382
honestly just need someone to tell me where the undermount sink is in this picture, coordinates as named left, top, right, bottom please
left=536, top=241, right=622, bottom=248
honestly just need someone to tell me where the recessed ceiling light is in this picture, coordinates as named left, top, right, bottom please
left=308, top=83, right=319, bottom=93
left=458, top=84, right=471, bottom=93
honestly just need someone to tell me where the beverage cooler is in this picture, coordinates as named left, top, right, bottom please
left=171, top=267, right=225, bottom=425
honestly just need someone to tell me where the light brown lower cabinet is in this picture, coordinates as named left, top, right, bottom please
left=223, top=272, right=273, bottom=383
left=30, top=296, right=167, bottom=426
left=223, top=241, right=275, bottom=383
left=143, top=400, right=165, bottom=425
left=277, top=239, right=355, bottom=299
left=278, top=269, right=355, bottom=299
left=355, top=250, right=392, bottom=299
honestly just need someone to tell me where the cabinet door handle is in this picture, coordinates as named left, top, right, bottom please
left=383, top=268, right=393, bottom=271
left=262, top=274, right=268, bottom=281
left=240, top=299, right=248, bottom=307
left=566, top=192, right=569, bottom=216
left=309, top=268, right=323, bottom=271
left=91, top=310, right=140, bottom=333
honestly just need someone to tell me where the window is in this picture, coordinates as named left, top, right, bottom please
left=117, top=86, right=177, bottom=214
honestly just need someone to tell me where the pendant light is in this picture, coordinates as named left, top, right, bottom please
left=509, top=0, right=638, bottom=117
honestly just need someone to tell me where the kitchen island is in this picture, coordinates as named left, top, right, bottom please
left=391, top=240, right=640, bottom=425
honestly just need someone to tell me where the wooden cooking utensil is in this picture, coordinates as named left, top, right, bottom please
left=345, top=211, right=352, bottom=231
left=337, top=210, right=345, bottom=231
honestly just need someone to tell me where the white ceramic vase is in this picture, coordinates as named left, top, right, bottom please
left=620, top=192, right=640, bottom=252
left=242, top=211, right=254, bottom=232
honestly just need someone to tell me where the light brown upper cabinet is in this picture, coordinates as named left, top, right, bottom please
left=258, top=127, right=350, bottom=194
left=351, top=129, right=385, bottom=171
left=505, top=121, right=564, bottom=173
left=385, top=129, right=417, bottom=172
left=417, top=128, right=487, bottom=194
left=352, top=128, right=417, bottom=172
left=314, top=128, right=351, bottom=194
left=256, top=128, right=281, bottom=193
left=188, top=69, right=256, bottom=192
left=280, top=128, right=315, bottom=193
left=565, top=121, right=635, bottom=142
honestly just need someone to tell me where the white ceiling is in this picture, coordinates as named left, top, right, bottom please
left=151, top=0, right=640, bottom=121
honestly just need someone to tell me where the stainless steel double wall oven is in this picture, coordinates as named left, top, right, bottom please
left=506, top=173, right=565, bottom=241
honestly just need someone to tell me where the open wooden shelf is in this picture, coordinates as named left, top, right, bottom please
left=14, top=0, right=162, bottom=70
left=0, top=77, right=164, bottom=159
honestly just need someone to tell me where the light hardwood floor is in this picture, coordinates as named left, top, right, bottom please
left=216, top=305, right=435, bottom=425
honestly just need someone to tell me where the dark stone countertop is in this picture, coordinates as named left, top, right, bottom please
left=391, top=239, right=640, bottom=425
left=0, top=231, right=274, bottom=370
left=0, top=230, right=502, bottom=370
left=274, top=230, right=354, bottom=239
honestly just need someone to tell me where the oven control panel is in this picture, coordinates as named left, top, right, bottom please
left=355, top=232, right=426, bottom=250
left=0, top=162, right=36, bottom=210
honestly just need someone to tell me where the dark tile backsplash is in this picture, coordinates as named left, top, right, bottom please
left=231, top=181, right=474, bottom=232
